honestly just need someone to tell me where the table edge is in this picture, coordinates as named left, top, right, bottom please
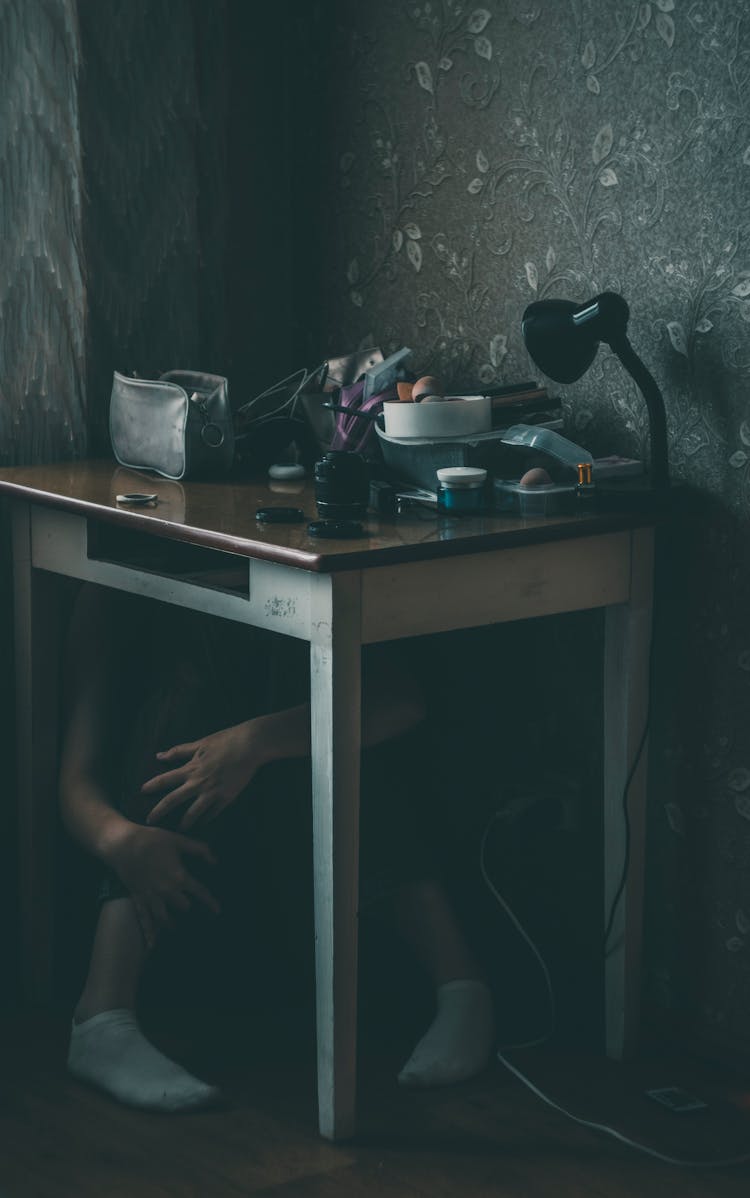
left=0, top=477, right=658, bottom=573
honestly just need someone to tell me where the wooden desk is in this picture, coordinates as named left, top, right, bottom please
left=0, top=460, right=655, bottom=1140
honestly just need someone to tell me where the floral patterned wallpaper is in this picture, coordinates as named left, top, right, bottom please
left=314, top=0, right=750, bottom=1056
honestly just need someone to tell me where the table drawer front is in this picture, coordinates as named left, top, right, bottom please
left=29, top=507, right=313, bottom=639
left=361, top=532, right=632, bottom=643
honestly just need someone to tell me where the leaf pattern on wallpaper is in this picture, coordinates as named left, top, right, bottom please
left=666, top=321, right=687, bottom=356
left=478, top=70, right=628, bottom=289
left=581, top=39, right=596, bottom=68
left=570, top=0, right=678, bottom=91
left=474, top=35, right=493, bottom=60
left=688, top=1, right=746, bottom=67
left=592, top=123, right=614, bottom=164
left=414, top=60, right=434, bottom=93
left=489, top=333, right=508, bottom=366
left=406, top=0, right=502, bottom=109
left=467, top=8, right=492, bottom=34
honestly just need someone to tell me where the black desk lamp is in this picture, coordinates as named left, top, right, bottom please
left=522, top=291, right=669, bottom=493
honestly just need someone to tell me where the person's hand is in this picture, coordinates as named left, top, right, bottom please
left=140, top=721, right=267, bottom=832
left=105, top=823, right=220, bottom=948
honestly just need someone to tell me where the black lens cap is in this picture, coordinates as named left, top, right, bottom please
left=307, top=519, right=365, bottom=539
left=255, top=506, right=305, bottom=523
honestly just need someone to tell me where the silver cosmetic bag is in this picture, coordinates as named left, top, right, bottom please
left=109, top=370, right=235, bottom=480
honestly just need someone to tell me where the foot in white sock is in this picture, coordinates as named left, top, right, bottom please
left=68, top=1009, right=222, bottom=1112
left=398, top=979, right=495, bottom=1087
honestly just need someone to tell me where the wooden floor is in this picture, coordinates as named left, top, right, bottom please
left=1, top=1008, right=750, bottom=1197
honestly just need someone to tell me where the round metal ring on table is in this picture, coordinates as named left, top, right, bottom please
left=200, top=423, right=225, bottom=448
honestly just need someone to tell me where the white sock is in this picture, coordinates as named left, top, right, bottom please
left=398, top=979, right=495, bottom=1088
left=68, top=1009, right=222, bottom=1112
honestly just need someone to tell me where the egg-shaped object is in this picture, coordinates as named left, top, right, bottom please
left=519, top=467, right=553, bottom=488
left=412, top=374, right=443, bottom=402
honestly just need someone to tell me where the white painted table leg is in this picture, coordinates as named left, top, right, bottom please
left=603, top=526, right=655, bottom=1058
left=309, top=571, right=362, bottom=1140
left=12, top=502, right=63, bottom=1002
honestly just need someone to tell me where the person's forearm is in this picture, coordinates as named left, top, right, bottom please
left=59, top=774, right=134, bottom=865
left=248, top=668, right=427, bottom=768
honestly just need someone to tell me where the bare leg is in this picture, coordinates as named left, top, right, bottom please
left=390, top=880, right=496, bottom=1087
left=74, top=898, right=146, bottom=1023
left=68, top=898, right=221, bottom=1111
left=391, top=879, right=485, bottom=986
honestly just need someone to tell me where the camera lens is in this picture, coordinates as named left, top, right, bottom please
left=314, top=451, right=369, bottom=521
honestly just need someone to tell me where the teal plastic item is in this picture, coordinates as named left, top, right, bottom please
left=436, top=466, right=487, bottom=515
left=500, top=424, right=592, bottom=472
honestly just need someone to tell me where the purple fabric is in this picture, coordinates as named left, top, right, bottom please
left=329, top=380, right=398, bottom=454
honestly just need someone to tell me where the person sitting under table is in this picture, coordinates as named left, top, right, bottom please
left=59, top=583, right=495, bottom=1112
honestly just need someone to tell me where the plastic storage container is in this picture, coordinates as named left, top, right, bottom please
left=375, top=426, right=509, bottom=489
left=493, top=478, right=574, bottom=517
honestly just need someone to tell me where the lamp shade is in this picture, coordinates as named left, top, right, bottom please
left=522, top=293, right=632, bottom=384
left=521, top=299, right=596, bottom=383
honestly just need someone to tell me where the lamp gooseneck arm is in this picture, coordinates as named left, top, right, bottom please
left=608, top=335, right=670, bottom=490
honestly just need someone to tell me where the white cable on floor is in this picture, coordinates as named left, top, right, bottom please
left=480, top=810, right=750, bottom=1168
left=496, top=1049, right=750, bottom=1168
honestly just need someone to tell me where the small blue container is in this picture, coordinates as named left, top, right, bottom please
left=436, top=466, right=488, bottom=514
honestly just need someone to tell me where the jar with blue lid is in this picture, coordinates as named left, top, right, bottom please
left=436, top=466, right=488, bottom=514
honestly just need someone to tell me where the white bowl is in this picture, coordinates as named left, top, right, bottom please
left=379, top=395, right=491, bottom=439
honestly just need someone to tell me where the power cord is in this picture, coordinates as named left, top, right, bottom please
left=495, top=1050, right=750, bottom=1168
left=602, top=602, right=658, bottom=956
left=480, top=812, right=556, bottom=1050
left=602, top=709, right=650, bottom=954
left=480, top=810, right=750, bottom=1166
left=234, top=360, right=328, bottom=435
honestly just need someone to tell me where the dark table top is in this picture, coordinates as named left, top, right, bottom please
left=0, top=459, right=658, bottom=572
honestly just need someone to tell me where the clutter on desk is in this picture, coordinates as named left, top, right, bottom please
left=295, top=344, right=608, bottom=524
left=108, top=321, right=644, bottom=525
left=232, top=345, right=570, bottom=502
left=116, top=336, right=636, bottom=525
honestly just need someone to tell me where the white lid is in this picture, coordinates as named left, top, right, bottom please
left=268, top=463, right=305, bottom=480
left=436, top=466, right=487, bottom=488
